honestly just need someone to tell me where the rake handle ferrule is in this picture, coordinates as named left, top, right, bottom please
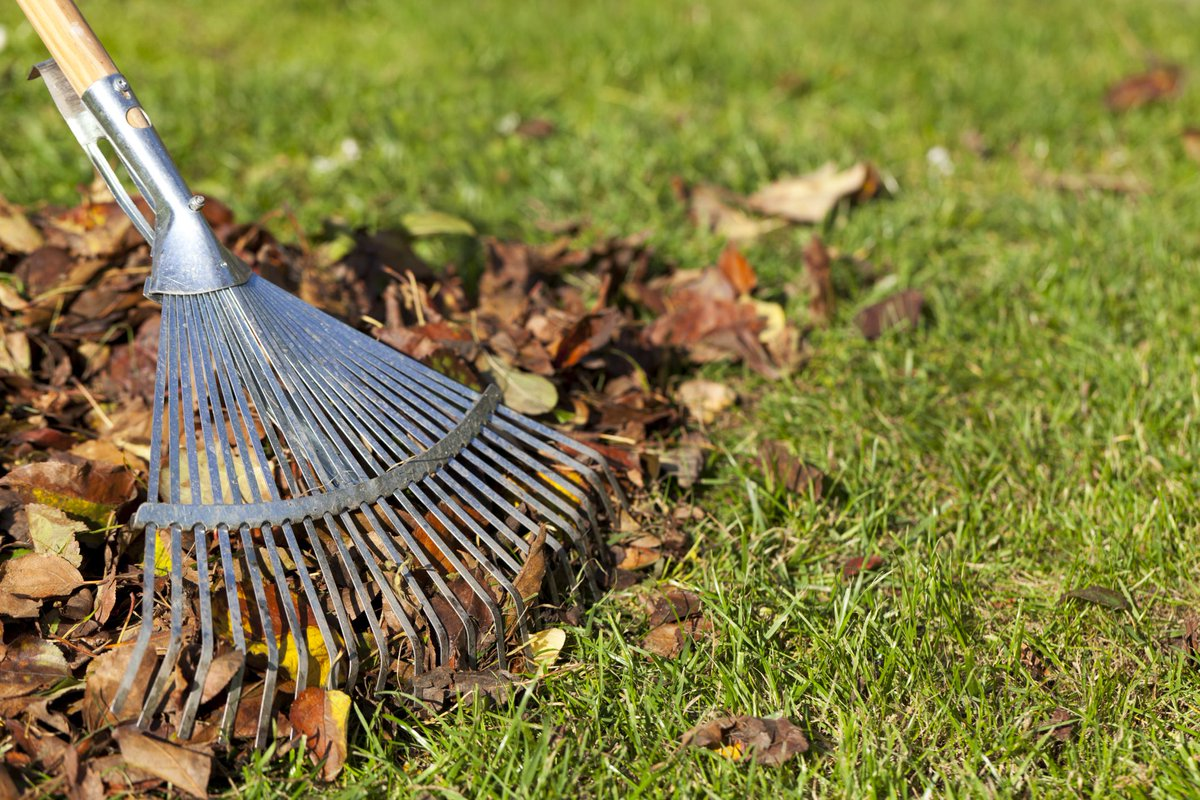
left=17, top=0, right=118, bottom=95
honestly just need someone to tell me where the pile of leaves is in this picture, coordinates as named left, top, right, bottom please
left=0, top=159, right=910, bottom=795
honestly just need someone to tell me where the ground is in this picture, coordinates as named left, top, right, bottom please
left=2, top=0, right=1200, bottom=796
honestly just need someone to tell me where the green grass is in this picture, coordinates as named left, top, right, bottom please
left=4, top=0, right=1200, bottom=796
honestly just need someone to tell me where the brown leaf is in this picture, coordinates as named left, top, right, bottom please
left=675, top=181, right=786, bottom=241
left=409, top=666, right=514, bottom=713
left=515, top=118, right=556, bottom=139
left=1184, top=128, right=1200, bottom=165
left=747, top=162, right=881, bottom=223
left=642, top=617, right=711, bottom=659
left=552, top=309, right=620, bottom=369
left=855, top=289, right=924, bottom=340
left=114, top=726, right=212, bottom=799
left=0, top=197, right=44, bottom=255
left=1043, top=707, right=1074, bottom=742
left=83, top=646, right=156, bottom=730
left=0, top=637, right=70, bottom=703
left=289, top=687, right=352, bottom=781
left=0, top=553, right=84, bottom=608
left=681, top=714, right=809, bottom=766
left=0, top=454, right=137, bottom=526
left=717, top=244, right=757, bottom=295
left=1064, top=585, right=1130, bottom=611
left=803, top=235, right=834, bottom=325
left=1106, top=64, right=1181, bottom=112
left=647, top=589, right=703, bottom=627
left=842, top=554, right=885, bottom=578
left=757, top=440, right=824, bottom=498
left=676, top=379, right=736, bottom=425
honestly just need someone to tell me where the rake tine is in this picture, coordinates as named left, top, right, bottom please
left=237, top=523, right=277, bottom=750
left=177, top=524, right=214, bottom=738
left=140, top=523, right=184, bottom=726
left=214, top=524, right=246, bottom=744
left=111, top=524, right=157, bottom=716
left=300, top=517, right=358, bottom=688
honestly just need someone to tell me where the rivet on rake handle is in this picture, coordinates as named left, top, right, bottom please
left=20, top=0, right=624, bottom=750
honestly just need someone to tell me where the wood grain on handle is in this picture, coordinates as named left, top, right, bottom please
left=16, top=0, right=118, bottom=95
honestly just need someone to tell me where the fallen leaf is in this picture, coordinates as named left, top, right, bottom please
left=1064, top=585, right=1130, bottom=611
left=0, top=197, right=44, bottom=254
left=757, top=440, right=824, bottom=498
left=681, top=714, right=809, bottom=766
left=747, top=162, right=881, bottom=223
left=484, top=356, right=558, bottom=415
left=114, top=726, right=212, bottom=798
left=676, top=379, right=736, bottom=425
left=842, top=554, right=885, bottom=578
left=855, top=289, right=924, bottom=340
left=0, top=553, right=84, bottom=611
left=83, top=643, right=157, bottom=729
left=289, top=687, right=352, bottom=781
left=26, top=504, right=86, bottom=568
left=0, top=637, right=71, bottom=702
left=803, top=235, right=834, bottom=325
left=677, top=181, right=786, bottom=241
left=409, top=666, right=514, bottom=712
left=1184, top=128, right=1200, bottom=165
left=401, top=210, right=476, bottom=238
left=717, top=244, right=757, bottom=295
left=0, top=330, right=31, bottom=377
left=526, top=627, right=566, bottom=669
left=515, top=118, right=556, bottom=139
left=647, top=589, right=703, bottom=627
left=0, top=454, right=137, bottom=526
left=1042, top=707, right=1074, bottom=742
left=1106, top=64, right=1182, bottom=112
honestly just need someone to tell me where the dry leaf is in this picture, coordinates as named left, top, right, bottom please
left=1184, top=128, right=1200, bottom=165
left=843, top=554, right=885, bottom=578
left=757, top=440, right=824, bottom=498
left=0, top=637, right=71, bottom=702
left=114, top=726, right=212, bottom=798
left=26, top=504, right=86, bottom=568
left=1064, top=585, right=1130, bottom=611
left=526, top=627, right=566, bottom=669
left=681, top=714, right=809, bottom=766
left=855, top=289, right=924, bottom=340
left=647, top=589, right=703, bottom=627
left=803, top=235, right=834, bottom=325
left=678, top=182, right=786, bottom=240
left=1106, top=64, right=1181, bottom=112
left=0, top=197, right=44, bottom=254
left=717, top=244, right=757, bottom=295
left=676, top=379, right=736, bottom=425
left=747, top=162, right=881, bottom=223
left=484, top=356, right=558, bottom=415
left=289, top=687, right=352, bottom=781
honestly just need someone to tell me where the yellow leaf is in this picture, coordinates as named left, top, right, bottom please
left=527, top=627, right=566, bottom=669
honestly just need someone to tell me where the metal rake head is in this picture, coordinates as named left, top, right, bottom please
left=111, top=274, right=622, bottom=747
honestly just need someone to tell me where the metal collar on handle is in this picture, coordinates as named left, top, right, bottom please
left=31, top=60, right=250, bottom=299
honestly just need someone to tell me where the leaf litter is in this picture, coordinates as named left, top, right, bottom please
left=0, top=157, right=899, bottom=792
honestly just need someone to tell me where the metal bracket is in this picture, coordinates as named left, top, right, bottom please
left=31, top=61, right=251, bottom=299
left=30, top=59, right=154, bottom=243
left=132, top=384, right=504, bottom=530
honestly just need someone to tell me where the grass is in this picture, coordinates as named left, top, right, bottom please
left=4, top=0, right=1200, bottom=796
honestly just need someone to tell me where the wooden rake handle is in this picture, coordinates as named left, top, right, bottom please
left=16, top=0, right=119, bottom=95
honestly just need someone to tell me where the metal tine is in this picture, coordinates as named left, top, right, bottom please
left=194, top=295, right=285, bottom=748
left=192, top=296, right=358, bottom=693
left=176, top=297, right=223, bottom=736
left=300, top=516, right=360, bottom=687
left=177, top=522, right=213, bottom=737
left=237, top=523, right=278, bottom=750
left=213, top=525, right=246, bottom=743
left=200, top=296, right=353, bottom=695
left=242, top=304, right=531, bottom=656
left=227, top=291, right=482, bottom=665
left=140, top=524, right=184, bottom=725
left=212, top=294, right=435, bottom=681
left=319, top=512, right=390, bottom=690
left=112, top=294, right=173, bottom=717
left=286, top=319, right=580, bottom=601
left=192, top=300, right=255, bottom=741
left=203, top=327, right=315, bottom=704
left=215, top=293, right=441, bottom=680
left=330, top=508, right=427, bottom=678
left=139, top=304, right=191, bottom=725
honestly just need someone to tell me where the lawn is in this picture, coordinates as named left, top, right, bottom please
left=3, top=0, right=1200, bottom=796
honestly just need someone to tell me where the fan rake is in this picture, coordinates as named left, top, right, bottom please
left=20, top=0, right=621, bottom=748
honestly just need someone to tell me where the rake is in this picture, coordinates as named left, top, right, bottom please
left=19, top=0, right=621, bottom=747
